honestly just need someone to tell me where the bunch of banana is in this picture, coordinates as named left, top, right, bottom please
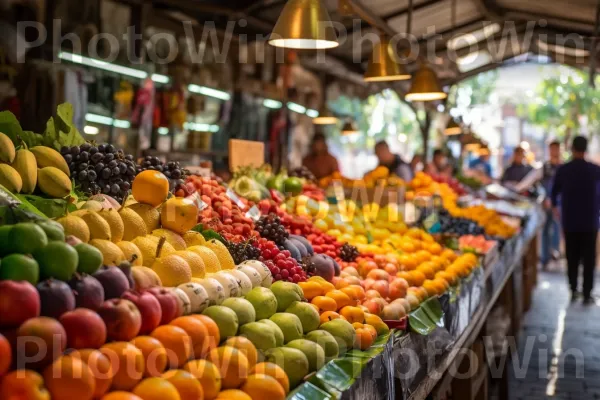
left=0, top=132, right=72, bottom=198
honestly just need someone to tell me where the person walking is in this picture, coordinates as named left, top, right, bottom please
left=501, top=146, right=533, bottom=185
left=551, top=136, right=600, bottom=304
left=373, top=141, right=413, bottom=182
left=302, top=133, right=340, bottom=180
left=541, top=141, right=562, bottom=269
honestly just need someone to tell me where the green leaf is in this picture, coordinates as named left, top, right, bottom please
left=15, top=194, right=69, bottom=219
left=200, top=229, right=225, bottom=243
left=288, top=382, right=333, bottom=400
left=0, top=111, right=43, bottom=148
left=191, top=224, right=205, bottom=233
left=316, top=361, right=356, bottom=391
left=408, top=297, right=444, bottom=335
left=43, top=103, right=86, bottom=150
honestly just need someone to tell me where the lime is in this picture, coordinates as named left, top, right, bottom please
left=0, top=225, right=12, bottom=256
left=37, top=220, right=65, bottom=241
left=8, top=223, right=48, bottom=254
left=34, top=241, right=78, bottom=281
left=75, top=243, right=103, bottom=275
left=283, top=177, right=303, bottom=196
left=0, top=254, right=39, bottom=284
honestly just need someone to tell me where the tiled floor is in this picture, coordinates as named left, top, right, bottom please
left=509, top=264, right=600, bottom=400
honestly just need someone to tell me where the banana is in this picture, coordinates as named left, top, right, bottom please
left=12, top=148, right=37, bottom=194
left=0, top=132, right=16, bottom=163
left=30, top=146, right=70, bottom=177
left=37, top=166, right=72, bottom=198
left=0, top=164, right=23, bottom=193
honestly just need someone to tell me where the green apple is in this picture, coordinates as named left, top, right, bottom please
left=245, top=287, right=277, bottom=320
left=239, top=321, right=277, bottom=351
left=319, top=319, right=356, bottom=354
left=221, top=297, right=256, bottom=326
left=270, top=281, right=303, bottom=312
left=286, top=339, right=325, bottom=372
left=258, top=319, right=284, bottom=347
left=305, top=330, right=339, bottom=362
left=269, top=313, right=303, bottom=344
left=286, top=301, right=320, bottom=333
left=265, top=347, right=309, bottom=388
left=202, top=305, right=239, bottom=339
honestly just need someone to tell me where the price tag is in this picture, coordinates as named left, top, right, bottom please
left=186, top=192, right=208, bottom=211
left=245, top=205, right=261, bottom=221
left=226, top=188, right=247, bottom=210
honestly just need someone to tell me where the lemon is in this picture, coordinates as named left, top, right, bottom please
left=89, top=239, right=126, bottom=266
left=182, top=231, right=206, bottom=247
left=152, top=254, right=192, bottom=287
left=119, top=207, right=148, bottom=241
left=79, top=211, right=112, bottom=241
left=132, top=235, right=176, bottom=268
left=174, top=250, right=206, bottom=278
left=128, top=203, right=161, bottom=232
left=187, top=246, right=221, bottom=273
left=204, top=239, right=235, bottom=270
left=98, top=208, right=124, bottom=243
left=152, top=228, right=186, bottom=251
left=56, top=215, right=91, bottom=243
left=117, top=241, right=144, bottom=266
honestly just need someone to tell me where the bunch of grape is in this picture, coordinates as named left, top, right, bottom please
left=137, top=155, right=189, bottom=192
left=255, top=238, right=307, bottom=283
left=339, top=243, right=360, bottom=262
left=255, top=214, right=289, bottom=245
left=224, top=240, right=261, bottom=265
left=61, top=143, right=136, bottom=203
left=289, top=166, right=316, bottom=182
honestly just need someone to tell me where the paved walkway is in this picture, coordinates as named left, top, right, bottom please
left=509, top=265, right=600, bottom=400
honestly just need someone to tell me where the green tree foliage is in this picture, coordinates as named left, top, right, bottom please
left=447, top=70, right=499, bottom=113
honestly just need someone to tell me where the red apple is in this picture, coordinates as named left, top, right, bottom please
left=121, top=290, right=162, bottom=335
left=0, top=281, right=40, bottom=328
left=59, top=308, right=107, bottom=349
left=16, top=317, right=66, bottom=369
left=97, top=299, right=141, bottom=341
left=146, top=287, right=180, bottom=325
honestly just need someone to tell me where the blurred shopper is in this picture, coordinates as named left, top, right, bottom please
left=374, top=140, right=413, bottom=181
left=551, top=136, right=600, bottom=304
left=501, top=146, right=532, bottom=185
left=541, top=141, right=562, bottom=269
left=469, top=146, right=493, bottom=178
left=410, top=154, right=424, bottom=174
left=426, top=149, right=448, bottom=176
left=302, top=133, right=339, bottom=180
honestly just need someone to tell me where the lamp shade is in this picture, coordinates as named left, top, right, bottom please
left=269, top=0, right=338, bottom=49
left=444, top=118, right=462, bottom=135
left=341, top=120, right=358, bottom=135
left=313, top=107, right=339, bottom=125
left=364, top=37, right=410, bottom=82
left=405, top=64, right=447, bottom=102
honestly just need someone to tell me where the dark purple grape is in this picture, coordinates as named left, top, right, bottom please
left=80, top=143, right=91, bottom=151
left=79, top=152, right=89, bottom=162
left=171, top=169, right=182, bottom=179
left=107, top=160, right=117, bottom=168
left=120, top=182, right=131, bottom=191
left=111, top=167, right=120, bottom=176
left=88, top=170, right=97, bottom=182
left=70, top=146, right=80, bottom=155
left=91, top=152, right=103, bottom=163
left=89, top=147, right=98, bottom=155
left=95, top=163, right=105, bottom=172
left=78, top=170, right=88, bottom=181
left=78, top=163, right=88, bottom=171
left=60, top=146, right=70, bottom=154
left=102, top=168, right=112, bottom=179
left=104, top=153, right=114, bottom=162
left=106, top=144, right=115, bottom=153
left=110, top=184, right=120, bottom=194
left=113, top=178, right=123, bottom=185
left=64, top=154, right=73, bottom=163
left=118, top=163, right=127, bottom=174
left=125, top=154, right=134, bottom=161
left=98, top=144, right=106, bottom=153
left=102, top=185, right=110, bottom=194
left=127, top=167, right=136, bottom=176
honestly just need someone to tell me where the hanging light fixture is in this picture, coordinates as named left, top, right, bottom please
left=269, top=0, right=338, bottom=49
left=405, top=63, right=447, bottom=102
left=444, top=118, right=462, bottom=135
left=341, top=120, right=359, bottom=135
left=364, top=35, right=410, bottom=82
left=313, top=107, right=339, bottom=125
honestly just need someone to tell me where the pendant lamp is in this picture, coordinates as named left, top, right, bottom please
left=444, top=118, right=462, bottom=135
left=341, top=120, right=359, bottom=135
left=364, top=36, right=410, bottom=82
left=269, top=0, right=338, bottom=49
left=313, top=107, right=339, bottom=125
left=405, top=63, right=447, bottom=102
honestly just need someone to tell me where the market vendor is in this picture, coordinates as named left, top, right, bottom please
left=469, top=146, right=492, bottom=177
left=501, top=146, right=532, bottom=185
left=425, top=149, right=448, bottom=176
left=373, top=140, right=413, bottom=181
left=302, top=133, right=339, bottom=180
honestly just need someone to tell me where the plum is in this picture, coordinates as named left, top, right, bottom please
left=310, top=254, right=335, bottom=281
left=36, top=279, right=76, bottom=319
left=93, top=266, right=130, bottom=299
left=68, top=273, right=105, bottom=310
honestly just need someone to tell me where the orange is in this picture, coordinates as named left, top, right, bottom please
left=354, top=326, right=375, bottom=350
left=311, top=296, right=337, bottom=312
left=240, top=374, right=285, bottom=400
left=319, top=311, right=343, bottom=324
left=215, top=390, right=251, bottom=400
left=131, top=336, right=169, bottom=377
left=414, top=250, right=431, bottom=264
left=399, top=241, right=415, bottom=254
left=43, top=355, right=96, bottom=400
left=408, top=270, right=426, bottom=287
left=398, top=254, right=417, bottom=271
left=161, top=197, right=199, bottom=235
left=189, top=315, right=220, bottom=354
left=339, top=306, right=365, bottom=324
left=162, top=370, right=204, bottom=400
left=325, top=290, right=352, bottom=310
left=427, top=242, right=442, bottom=255
left=132, top=377, right=181, bottom=400
left=0, top=333, right=11, bottom=377
left=100, top=342, right=145, bottom=391
left=224, top=336, right=258, bottom=368
left=101, top=392, right=144, bottom=400
left=298, top=281, right=323, bottom=300
left=207, top=346, right=249, bottom=389
left=363, top=323, right=378, bottom=340
left=170, top=316, right=211, bottom=359
left=436, top=271, right=457, bottom=286
left=417, top=263, right=435, bottom=280
left=340, top=287, right=361, bottom=305
left=250, top=363, right=289, bottom=394
left=184, top=360, right=222, bottom=400
left=0, top=370, right=51, bottom=400
left=151, top=325, right=192, bottom=368
left=318, top=281, right=336, bottom=293
left=71, top=349, right=113, bottom=398
left=132, top=170, right=170, bottom=207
